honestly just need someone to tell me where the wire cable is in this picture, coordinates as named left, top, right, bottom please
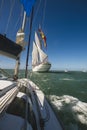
left=32, top=0, right=41, bottom=26
left=5, top=0, right=15, bottom=34
left=41, top=0, right=46, bottom=29
left=0, top=0, right=4, bottom=18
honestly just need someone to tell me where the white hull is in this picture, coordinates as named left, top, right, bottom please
left=32, top=62, right=51, bottom=72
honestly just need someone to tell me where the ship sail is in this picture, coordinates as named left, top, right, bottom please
left=36, top=44, right=48, bottom=63
left=32, top=31, right=51, bottom=72
left=35, top=31, right=41, bottom=48
left=32, top=41, right=39, bottom=66
left=32, top=32, right=48, bottom=64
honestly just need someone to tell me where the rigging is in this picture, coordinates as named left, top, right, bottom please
left=13, top=5, right=23, bottom=34
left=5, top=0, right=15, bottom=34
left=0, top=0, right=4, bottom=18
left=41, top=0, right=46, bottom=29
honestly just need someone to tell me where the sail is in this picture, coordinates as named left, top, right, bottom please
left=32, top=41, right=39, bottom=66
left=37, top=44, right=48, bottom=63
left=35, top=32, right=41, bottom=49
left=35, top=32, right=48, bottom=63
left=20, top=0, right=36, bottom=16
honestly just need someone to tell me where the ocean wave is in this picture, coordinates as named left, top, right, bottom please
left=59, top=78, right=74, bottom=81
left=49, top=95, right=87, bottom=125
left=59, top=78, right=87, bottom=82
left=42, top=79, right=49, bottom=82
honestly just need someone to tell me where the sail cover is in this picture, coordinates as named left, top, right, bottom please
left=20, top=0, right=36, bottom=16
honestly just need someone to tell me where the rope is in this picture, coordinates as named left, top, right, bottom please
left=41, top=0, right=46, bottom=29
left=0, top=0, right=4, bottom=32
left=33, top=0, right=46, bottom=29
left=24, top=84, right=29, bottom=130
left=33, top=0, right=41, bottom=26
left=0, top=68, right=12, bottom=78
left=5, top=0, right=15, bottom=34
left=0, top=0, right=4, bottom=18
left=13, top=5, right=23, bottom=34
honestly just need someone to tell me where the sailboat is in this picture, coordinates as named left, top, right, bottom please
left=0, top=0, right=63, bottom=130
left=32, top=32, right=51, bottom=72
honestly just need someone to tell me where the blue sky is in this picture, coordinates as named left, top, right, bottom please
left=0, top=0, right=87, bottom=71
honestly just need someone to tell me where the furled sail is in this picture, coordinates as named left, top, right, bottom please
left=16, top=29, right=25, bottom=43
left=32, top=41, right=39, bottom=66
left=16, top=29, right=27, bottom=48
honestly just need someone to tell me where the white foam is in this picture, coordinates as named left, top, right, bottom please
left=49, top=95, right=87, bottom=125
left=59, top=78, right=74, bottom=81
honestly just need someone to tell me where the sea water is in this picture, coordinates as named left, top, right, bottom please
left=6, top=70, right=87, bottom=130
left=28, top=71, right=87, bottom=130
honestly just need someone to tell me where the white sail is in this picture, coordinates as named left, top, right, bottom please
left=35, top=32, right=41, bottom=48
left=32, top=41, right=39, bottom=66
left=37, top=44, right=48, bottom=63
left=32, top=32, right=51, bottom=72
left=35, top=32, right=47, bottom=62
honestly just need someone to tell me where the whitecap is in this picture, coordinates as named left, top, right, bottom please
left=42, top=79, right=49, bottom=82
left=59, top=78, right=74, bottom=81
left=49, top=95, right=87, bottom=125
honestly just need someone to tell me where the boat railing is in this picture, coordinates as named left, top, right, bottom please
left=0, top=68, right=12, bottom=78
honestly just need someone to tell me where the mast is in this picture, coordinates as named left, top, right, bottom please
left=22, top=11, right=26, bottom=31
left=25, top=8, right=34, bottom=78
left=14, top=0, right=36, bottom=79
left=14, top=12, right=26, bottom=79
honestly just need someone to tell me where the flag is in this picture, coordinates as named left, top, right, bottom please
left=38, top=28, right=47, bottom=48
left=20, top=0, right=36, bottom=16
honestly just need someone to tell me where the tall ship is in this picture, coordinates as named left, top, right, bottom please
left=32, top=32, right=51, bottom=72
